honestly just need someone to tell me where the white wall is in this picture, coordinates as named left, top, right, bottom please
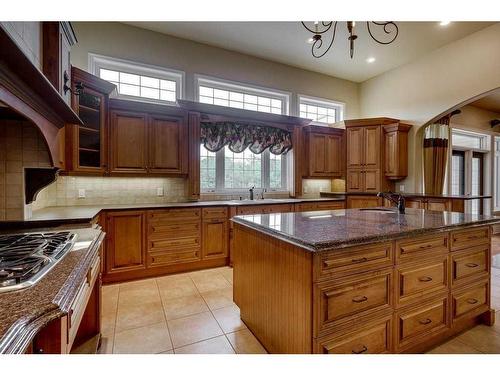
left=70, top=22, right=360, bottom=119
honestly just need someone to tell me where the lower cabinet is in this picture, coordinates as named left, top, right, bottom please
left=202, top=207, right=229, bottom=259
left=346, top=195, right=381, bottom=208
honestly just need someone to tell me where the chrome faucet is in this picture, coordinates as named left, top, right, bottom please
left=377, top=191, right=406, bottom=214
left=260, top=188, right=266, bottom=200
left=249, top=186, right=255, bottom=200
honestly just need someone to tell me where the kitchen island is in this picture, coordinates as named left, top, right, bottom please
left=232, top=208, right=500, bottom=354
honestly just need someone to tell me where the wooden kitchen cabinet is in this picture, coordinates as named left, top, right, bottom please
left=303, top=125, right=344, bottom=178
left=346, top=125, right=380, bottom=169
left=383, top=123, right=412, bottom=180
left=202, top=207, right=229, bottom=259
left=103, top=211, right=147, bottom=281
left=346, top=195, right=382, bottom=209
left=347, top=169, right=380, bottom=193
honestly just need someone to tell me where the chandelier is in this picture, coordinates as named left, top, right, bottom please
left=301, top=21, right=399, bottom=59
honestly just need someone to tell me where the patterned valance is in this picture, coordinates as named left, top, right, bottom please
left=200, top=121, right=292, bottom=155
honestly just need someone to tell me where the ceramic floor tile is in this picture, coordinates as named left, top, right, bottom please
left=113, top=322, right=172, bottom=354
left=162, top=294, right=209, bottom=320
left=115, top=301, right=165, bottom=332
left=427, top=338, right=483, bottom=354
left=168, top=311, right=223, bottom=348
left=212, top=305, right=246, bottom=334
left=226, top=329, right=267, bottom=354
left=118, top=284, right=161, bottom=307
left=157, top=276, right=200, bottom=300
left=455, top=325, right=500, bottom=353
left=190, top=273, right=231, bottom=293
left=201, top=287, right=234, bottom=310
left=101, top=312, right=116, bottom=336
left=219, top=268, right=233, bottom=285
left=102, top=285, right=119, bottom=315
left=174, top=336, right=235, bottom=354
left=159, top=350, right=174, bottom=354
left=119, top=278, right=157, bottom=292
left=98, top=334, right=114, bottom=354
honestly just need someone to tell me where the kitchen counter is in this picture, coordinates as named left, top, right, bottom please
left=232, top=207, right=500, bottom=252
left=0, top=197, right=345, bottom=230
left=0, top=227, right=104, bottom=354
left=320, top=191, right=492, bottom=200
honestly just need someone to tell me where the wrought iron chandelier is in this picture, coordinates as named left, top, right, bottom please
left=301, top=21, right=399, bottom=59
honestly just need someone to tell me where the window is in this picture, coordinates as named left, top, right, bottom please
left=451, top=150, right=465, bottom=195
left=298, top=95, right=344, bottom=124
left=495, top=137, right=500, bottom=210
left=89, top=54, right=184, bottom=104
left=196, top=76, right=290, bottom=193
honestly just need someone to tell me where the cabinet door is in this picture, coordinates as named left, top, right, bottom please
left=347, top=127, right=363, bottom=168
left=110, top=111, right=148, bottom=173
left=364, top=169, right=381, bottom=192
left=425, top=199, right=451, bottom=212
left=346, top=196, right=381, bottom=209
left=363, top=126, right=380, bottom=168
left=384, top=131, right=398, bottom=176
left=202, top=219, right=228, bottom=259
left=326, top=134, right=343, bottom=176
left=347, top=170, right=363, bottom=192
left=148, top=115, right=188, bottom=175
left=309, top=133, right=327, bottom=175
left=105, top=211, right=146, bottom=276
left=405, top=198, right=422, bottom=209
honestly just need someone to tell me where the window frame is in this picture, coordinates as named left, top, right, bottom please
left=298, top=94, right=345, bottom=125
left=89, top=53, right=185, bottom=105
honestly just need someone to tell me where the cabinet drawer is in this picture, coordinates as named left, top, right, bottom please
left=315, top=271, right=392, bottom=332
left=148, top=249, right=200, bottom=266
left=396, top=257, right=448, bottom=306
left=149, top=236, right=200, bottom=252
left=316, top=242, right=393, bottom=280
left=202, top=207, right=228, bottom=220
left=236, top=205, right=266, bottom=215
left=452, top=281, right=489, bottom=320
left=316, top=317, right=392, bottom=354
left=451, top=226, right=490, bottom=251
left=396, top=234, right=448, bottom=264
left=148, top=221, right=200, bottom=238
left=451, top=246, right=489, bottom=286
left=296, top=202, right=345, bottom=212
left=396, top=296, right=448, bottom=348
left=148, top=208, right=201, bottom=222
left=265, top=204, right=294, bottom=213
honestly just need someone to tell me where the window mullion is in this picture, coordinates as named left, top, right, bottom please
left=262, top=150, right=270, bottom=190
left=216, top=149, right=225, bottom=191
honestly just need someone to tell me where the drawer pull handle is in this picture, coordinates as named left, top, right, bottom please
left=465, top=263, right=479, bottom=268
left=467, top=298, right=478, bottom=305
left=352, top=345, right=368, bottom=354
left=418, top=276, right=433, bottom=282
left=352, top=296, right=368, bottom=303
left=352, top=257, right=368, bottom=263
left=419, top=318, right=432, bottom=325
left=419, top=244, right=433, bottom=249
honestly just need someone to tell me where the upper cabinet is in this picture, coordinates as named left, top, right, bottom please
left=344, top=118, right=412, bottom=193
left=42, top=22, right=77, bottom=106
left=303, top=125, right=344, bottom=178
left=108, top=100, right=189, bottom=176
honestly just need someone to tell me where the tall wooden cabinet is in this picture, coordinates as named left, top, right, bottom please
left=303, top=125, right=344, bottom=178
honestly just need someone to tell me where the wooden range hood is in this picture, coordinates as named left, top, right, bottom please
left=0, top=26, right=82, bottom=169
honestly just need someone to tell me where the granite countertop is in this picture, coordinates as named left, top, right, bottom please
left=0, top=227, right=104, bottom=354
left=231, top=207, right=500, bottom=252
left=0, top=197, right=345, bottom=228
left=320, top=192, right=492, bottom=200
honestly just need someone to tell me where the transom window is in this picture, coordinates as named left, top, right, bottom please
left=196, top=76, right=290, bottom=194
left=299, top=95, right=344, bottom=124
left=90, top=54, right=183, bottom=104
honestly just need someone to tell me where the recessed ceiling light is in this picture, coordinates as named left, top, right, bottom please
left=439, top=21, right=451, bottom=26
left=367, top=57, right=376, bottom=63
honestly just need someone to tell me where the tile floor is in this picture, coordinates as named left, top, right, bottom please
left=99, top=264, right=500, bottom=354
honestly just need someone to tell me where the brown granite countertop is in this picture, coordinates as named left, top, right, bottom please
left=0, top=197, right=345, bottom=229
left=320, top=192, right=492, bottom=200
left=0, top=227, right=104, bottom=354
left=231, top=207, right=500, bottom=252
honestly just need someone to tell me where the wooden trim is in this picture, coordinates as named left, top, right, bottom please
left=188, top=111, right=201, bottom=200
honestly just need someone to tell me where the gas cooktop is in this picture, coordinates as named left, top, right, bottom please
left=0, top=231, right=76, bottom=293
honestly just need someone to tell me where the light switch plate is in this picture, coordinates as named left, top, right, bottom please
left=157, top=187, right=164, bottom=196
left=78, top=189, right=86, bottom=198
left=399, top=185, right=405, bottom=192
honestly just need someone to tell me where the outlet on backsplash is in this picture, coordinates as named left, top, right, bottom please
left=78, top=189, right=86, bottom=198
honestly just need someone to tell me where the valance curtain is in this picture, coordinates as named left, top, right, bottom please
left=423, top=119, right=450, bottom=195
left=200, top=121, right=293, bottom=155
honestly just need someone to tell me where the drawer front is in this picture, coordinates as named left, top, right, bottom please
left=148, top=249, right=201, bottom=266
left=397, top=297, right=448, bottom=344
left=453, top=281, right=489, bottom=319
left=296, top=203, right=316, bottom=211
left=396, top=257, right=448, bottom=305
left=148, top=208, right=201, bottom=222
left=316, top=242, right=393, bottom=280
left=265, top=204, right=294, bottom=213
left=316, top=202, right=345, bottom=210
left=297, top=202, right=345, bottom=212
left=149, top=236, right=200, bottom=252
left=316, top=271, right=392, bottom=331
left=236, top=205, right=266, bottom=215
left=451, top=226, right=490, bottom=251
left=202, top=207, right=228, bottom=220
left=396, top=234, right=448, bottom=263
left=317, top=318, right=391, bottom=354
left=452, top=246, right=489, bottom=286
left=148, top=221, right=200, bottom=238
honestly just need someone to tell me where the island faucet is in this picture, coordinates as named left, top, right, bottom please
left=377, top=191, right=406, bottom=214
left=249, top=186, right=255, bottom=200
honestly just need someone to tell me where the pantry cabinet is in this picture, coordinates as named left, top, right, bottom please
left=303, top=125, right=344, bottom=178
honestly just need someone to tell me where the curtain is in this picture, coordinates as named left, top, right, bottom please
left=423, top=118, right=450, bottom=195
left=200, top=121, right=292, bottom=155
